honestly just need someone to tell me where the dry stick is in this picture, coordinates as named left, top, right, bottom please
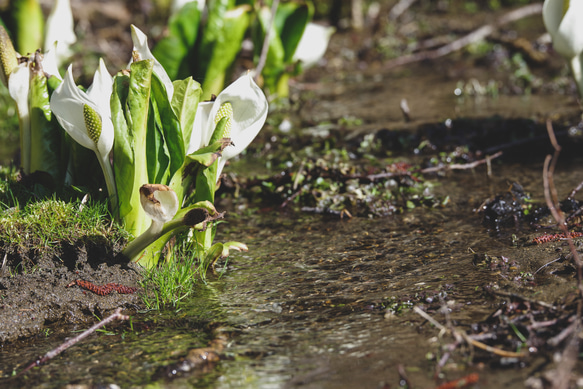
left=568, top=179, right=583, bottom=199
left=543, top=120, right=583, bottom=298
left=412, top=306, right=525, bottom=359
left=17, top=308, right=129, bottom=376
left=254, top=0, right=280, bottom=83
left=543, top=122, right=583, bottom=389
left=389, top=0, right=418, bottom=21
left=419, top=151, right=503, bottom=174
left=384, top=3, right=543, bottom=70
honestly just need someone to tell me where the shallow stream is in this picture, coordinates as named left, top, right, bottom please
left=3, top=3, right=583, bottom=387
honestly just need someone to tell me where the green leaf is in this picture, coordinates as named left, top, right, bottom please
left=186, top=137, right=229, bottom=168
left=153, top=1, right=201, bottom=80
left=116, top=60, right=154, bottom=235
left=276, top=1, right=312, bottom=63
left=171, top=77, right=201, bottom=148
left=194, top=0, right=233, bottom=85
left=200, top=5, right=251, bottom=99
left=148, top=72, right=185, bottom=186
left=111, top=73, right=133, bottom=222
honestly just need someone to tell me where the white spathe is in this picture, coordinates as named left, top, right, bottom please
left=86, top=58, right=113, bottom=119
left=130, top=25, right=174, bottom=100
left=50, top=65, right=114, bottom=158
left=187, top=73, right=268, bottom=177
left=50, top=65, right=117, bottom=206
left=293, top=23, right=335, bottom=69
left=41, top=42, right=63, bottom=81
left=140, top=185, right=179, bottom=226
left=543, top=0, right=583, bottom=59
left=8, top=62, right=31, bottom=172
left=44, top=0, right=76, bottom=66
left=543, top=0, right=583, bottom=97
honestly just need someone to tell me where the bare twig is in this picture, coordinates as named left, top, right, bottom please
left=419, top=151, right=503, bottom=174
left=389, top=0, right=418, bottom=21
left=385, top=3, right=543, bottom=69
left=17, top=308, right=129, bottom=376
left=543, top=121, right=583, bottom=298
left=490, top=290, right=557, bottom=310
left=413, top=306, right=526, bottom=361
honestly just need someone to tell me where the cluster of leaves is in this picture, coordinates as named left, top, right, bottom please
left=154, top=0, right=319, bottom=98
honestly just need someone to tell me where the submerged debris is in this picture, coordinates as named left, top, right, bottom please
left=221, top=159, right=444, bottom=217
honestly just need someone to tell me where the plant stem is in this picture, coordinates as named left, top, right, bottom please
left=570, top=54, right=583, bottom=100
left=98, top=153, right=118, bottom=222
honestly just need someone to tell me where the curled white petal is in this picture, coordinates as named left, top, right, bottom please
left=8, top=63, right=30, bottom=121
left=188, top=101, right=213, bottom=155
left=543, top=0, right=583, bottom=59
left=140, top=184, right=179, bottom=225
left=87, top=58, right=113, bottom=119
left=42, top=42, right=62, bottom=80
left=214, top=73, right=268, bottom=175
left=293, top=23, right=335, bottom=68
left=44, top=0, right=76, bottom=66
left=50, top=65, right=114, bottom=158
left=130, top=25, right=174, bottom=99
left=187, top=73, right=268, bottom=177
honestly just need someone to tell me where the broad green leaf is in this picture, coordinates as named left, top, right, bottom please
left=121, top=59, right=154, bottom=235
left=153, top=1, right=201, bottom=80
left=186, top=138, right=229, bottom=168
left=276, top=1, right=313, bottom=62
left=111, top=73, right=133, bottom=222
left=201, top=5, right=251, bottom=99
left=195, top=0, right=233, bottom=83
left=149, top=72, right=185, bottom=185
left=171, top=77, right=201, bottom=148
left=146, top=100, right=167, bottom=184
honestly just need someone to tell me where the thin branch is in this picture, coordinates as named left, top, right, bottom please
left=420, top=151, right=502, bottom=174
left=385, top=3, right=543, bottom=69
left=543, top=121, right=583, bottom=298
left=389, top=0, right=418, bottom=21
left=17, top=308, right=129, bottom=376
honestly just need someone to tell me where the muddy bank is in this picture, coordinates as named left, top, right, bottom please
left=0, top=239, right=142, bottom=342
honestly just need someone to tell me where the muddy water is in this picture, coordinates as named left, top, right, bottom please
left=3, top=8, right=583, bottom=387
left=3, top=160, right=583, bottom=388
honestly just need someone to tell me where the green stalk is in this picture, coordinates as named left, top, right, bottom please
left=97, top=154, right=118, bottom=219
left=124, top=203, right=218, bottom=267
left=11, top=0, right=44, bottom=55
left=570, top=54, right=583, bottom=100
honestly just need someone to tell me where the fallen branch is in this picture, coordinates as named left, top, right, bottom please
left=413, top=306, right=526, bottom=360
left=384, top=3, right=543, bottom=69
left=543, top=120, right=583, bottom=298
left=17, top=308, right=129, bottom=376
left=420, top=151, right=503, bottom=174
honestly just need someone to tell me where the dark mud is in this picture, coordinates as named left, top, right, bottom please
left=0, top=239, right=142, bottom=342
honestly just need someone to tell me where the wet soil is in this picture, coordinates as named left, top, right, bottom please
left=0, top=239, right=142, bottom=342
left=2, top=1, right=583, bottom=388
